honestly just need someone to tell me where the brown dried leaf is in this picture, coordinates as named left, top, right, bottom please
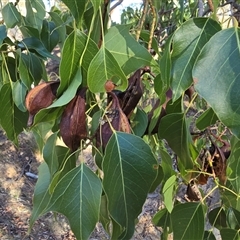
left=25, top=81, right=59, bottom=126
left=60, top=88, right=87, bottom=151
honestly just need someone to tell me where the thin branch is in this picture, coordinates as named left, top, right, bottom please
left=148, top=0, right=157, bottom=52
left=110, top=0, right=124, bottom=13
left=136, top=0, right=148, bottom=41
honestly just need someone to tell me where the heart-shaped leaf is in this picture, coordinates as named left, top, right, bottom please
left=59, top=30, right=98, bottom=94
left=29, top=162, right=51, bottom=228
left=171, top=18, right=221, bottom=101
left=193, top=27, right=240, bottom=138
left=88, top=47, right=127, bottom=93
left=158, top=113, right=193, bottom=170
left=196, top=108, right=218, bottom=131
left=102, top=132, right=158, bottom=239
left=45, top=164, right=102, bottom=240
left=171, top=202, right=204, bottom=240
left=61, top=0, right=86, bottom=27
left=0, top=83, right=28, bottom=144
left=25, top=0, right=45, bottom=31
left=2, top=3, right=21, bottom=28
left=105, top=25, right=159, bottom=75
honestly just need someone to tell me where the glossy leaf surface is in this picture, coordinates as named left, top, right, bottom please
left=102, top=132, right=158, bottom=239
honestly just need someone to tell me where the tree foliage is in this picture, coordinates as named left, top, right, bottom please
left=1, top=0, right=240, bottom=239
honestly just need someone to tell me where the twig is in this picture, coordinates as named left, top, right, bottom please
left=110, top=0, right=124, bottom=13
left=148, top=0, right=157, bottom=52
left=136, top=0, right=148, bottom=41
left=14, top=0, right=20, bottom=7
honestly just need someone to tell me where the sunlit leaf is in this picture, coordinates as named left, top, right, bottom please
left=105, top=25, right=159, bottom=75
left=88, top=47, right=127, bottom=93
left=171, top=18, right=221, bottom=101
left=59, top=30, right=98, bottom=94
left=163, top=175, right=176, bottom=213
left=49, top=68, right=82, bottom=108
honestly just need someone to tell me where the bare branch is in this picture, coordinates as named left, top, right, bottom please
left=110, top=0, right=124, bottom=13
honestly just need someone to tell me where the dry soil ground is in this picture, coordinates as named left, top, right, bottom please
left=0, top=129, right=162, bottom=240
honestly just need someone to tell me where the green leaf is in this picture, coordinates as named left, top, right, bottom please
left=153, top=208, right=172, bottom=231
left=131, top=108, right=148, bottom=137
left=105, top=25, right=159, bottom=75
left=196, top=108, right=218, bottom=131
left=61, top=0, right=86, bottom=27
left=140, top=30, right=159, bottom=55
left=18, top=53, right=34, bottom=89
left=49, top=12, right=67, bottom=47
left=100, top=195, right=111, bottom=234
left=48, top=67, right=82, bottom=108
left=59, top=30, right=98, bottom=94
left=12, top=81, right=28, bottom=112
left=208, top=207, right=227, bottom=229
left=221, top=189, right=240, bottom=212
left=0, top=83, right=28, bottom=144
left=159, top=34, right=173, bottom=89
left=45, top=164, right=102, bottom=240
left=33, top=107, right=63, bottom=126
left=18, top=37, right=53, bottom=59
left=31, top=121, right=55, bottom=153
left=149, top=165, right=163, bottom=193
left=171, top=18, right=221, bottom=101
left=158, top=113, right=193, bottom=170
left=163, top=175, right=176, bottom=213
left=29, top=162, right=51, bottom=228
left=226, top=207, right=240, bottom=230
left=41, top=20, right=59, bottom=52
left=159, top=148, right=176, bottom=184
left=203, top=231, right=216, bottom=240
left=227, top=136, right=240, bottom=194
left=43, top=133, right=59, bottom=179
left=2, top=3, right=21, bottom=28
left=193, top=28, right=240, bottom=138
left=102, top=132, right=158, bottom=239
left=25, top=0, right=45, bottom=31
left=88, top=47, right=127, bottom=93
left=220, top=228, right=240, bottom=240
left=171, top=202, right=205, bottom=240
left=0, top=25, right=7, bottom=45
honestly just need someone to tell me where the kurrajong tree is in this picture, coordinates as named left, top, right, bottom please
left=1, top=0, right=240, bottom=239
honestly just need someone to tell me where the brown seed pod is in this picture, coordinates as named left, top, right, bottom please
left=25, top=81, right=60, bottom=126
left=96, top=92, right=131, bottom=149
left=59, top=88, right=87, bottom=152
